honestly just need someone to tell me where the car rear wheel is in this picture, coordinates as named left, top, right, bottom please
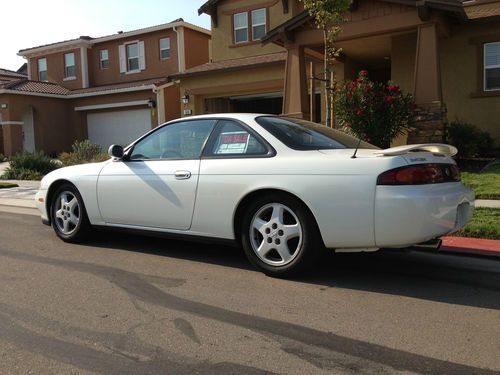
left=51, top=184, right=91, bottom=243
left=241, top=193, right=322, bottom=277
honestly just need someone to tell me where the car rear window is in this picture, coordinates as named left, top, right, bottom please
left=255, top=116, right=379, bottom=150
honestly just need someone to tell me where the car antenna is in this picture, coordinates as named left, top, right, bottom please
left=351, top=138, right=362, bottom=159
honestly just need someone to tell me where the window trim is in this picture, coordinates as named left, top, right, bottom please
left=233, top=11, right=249, bottom=44
left=64, top=52, right=76, bottom=79
left=202, top=119, right=276, bottom=159
left=38, top=58, right=48, bottom=82
left=126, top=42, right=140, bottom=73
left=100, top=49, right=109, bottom=70
left=251, top=8, right=267, bottom=41
left=159, top=37, right=171, bottom=60
left=484, top=41, right=500, bottom=92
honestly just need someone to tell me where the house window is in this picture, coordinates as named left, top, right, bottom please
left=251, top=9, right=266, bottom=40
left=234, top=12, right=248, bottom=43
left=485, top=42, right=500, bottom=91
left=64, top=53, right=76, bottom=78
left=126, top=43, right=140, bottom=71
left=100, top=49, right=109, bottom=69
left=160, top=38, right=170, bottom=59
left=38, top=58, right=47, bottom=81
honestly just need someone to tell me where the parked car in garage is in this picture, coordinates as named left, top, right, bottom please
left=35, top=114, right=474, bottom=277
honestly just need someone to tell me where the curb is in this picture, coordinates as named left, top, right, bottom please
left=440, top=236, right=500, bottom=258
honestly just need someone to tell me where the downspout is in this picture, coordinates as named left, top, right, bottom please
left=173, top=25, right=186, bottom=73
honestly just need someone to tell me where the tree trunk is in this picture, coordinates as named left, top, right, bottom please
left=324, top=30, right=332, bottom=128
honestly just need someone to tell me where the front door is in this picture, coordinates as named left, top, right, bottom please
left=22, top=107, right=35, bottom=152
left=97, top=119, right=216, bottom=230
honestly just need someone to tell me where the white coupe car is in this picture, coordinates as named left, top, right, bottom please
left=35, top=114, right=474, bottom=277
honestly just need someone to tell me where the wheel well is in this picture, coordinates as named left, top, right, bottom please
left=45, top=180, right=75, bottom=223
left=233, top=188, right=323, bottom=244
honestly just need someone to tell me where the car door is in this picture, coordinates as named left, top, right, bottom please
left=97, top=119, right=216, bottom=230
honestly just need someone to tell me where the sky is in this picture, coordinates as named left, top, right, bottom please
left=0, top=0, right=211, bottom=71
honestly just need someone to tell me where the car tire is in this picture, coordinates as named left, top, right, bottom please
left=241, top=193, right=323, bottom=278
left=51, top=184, right=91, bottom=243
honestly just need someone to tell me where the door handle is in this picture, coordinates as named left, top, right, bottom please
left=174, top=170, right=191, bottom=180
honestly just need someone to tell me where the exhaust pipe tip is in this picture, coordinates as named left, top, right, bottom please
left=411, top=238, right=442, bottom=250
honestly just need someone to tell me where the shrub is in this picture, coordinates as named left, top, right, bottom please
left=446, top=120, right=494, bottom=158
left=0, top=153, right=8, bottom=162
left=1, top=167, right=43, bottom=181
left=0, top=151, right=59, bottom=181
left=59, top=140, right=109, bottom=166
left=335, top=70, right=415, bottom=149
left=8, top=151, right=59, bottom=174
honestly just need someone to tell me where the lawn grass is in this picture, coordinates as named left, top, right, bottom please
left=461, top=160, right=500, bottom=199
left=0, top=182, right=18, bottom=189
left=452, top=207, right=500, bottom=240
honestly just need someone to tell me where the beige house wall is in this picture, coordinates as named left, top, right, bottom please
left=179, top=63, right=286, bottom=115
left=440, top=22, right=500, bottom=143
left=210, top=0, right=297, bottom=62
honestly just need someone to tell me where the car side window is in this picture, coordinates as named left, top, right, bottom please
left=206, top=120, right=267, bottom=156
left=129, top=120, right=216, bottom=160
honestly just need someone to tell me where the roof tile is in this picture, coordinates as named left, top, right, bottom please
left=172, top=52, right=287, bottom=78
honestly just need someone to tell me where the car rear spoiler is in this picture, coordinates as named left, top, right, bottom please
left=374, top=144, right=458, bottom=157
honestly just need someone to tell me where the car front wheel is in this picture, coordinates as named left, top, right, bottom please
left=51, top=184, right=91, bottom=243
left=241, top=194, right=322, bottom=277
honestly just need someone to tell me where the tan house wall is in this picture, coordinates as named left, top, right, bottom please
left=180, top=63, right=285, bottom=115
left=30, top=48, right=83, bottom=90
left=0, top=94, right=72, bottom=155
left=440, top=22, right=500, bottom=142
left=391, top=32, right=417, bottom=95
left=210, top=0, right=295, bottom=62
left=89, top=29, right=180, bottom=86
left=184, top=28, right=211, bottom=70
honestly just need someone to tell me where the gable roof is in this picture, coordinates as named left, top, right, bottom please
left=0, top=77, right=163, bottom=99
left=170, top=52, right=287, bottom=79
left=0, top=79, right=70, bottom=95
left=0, top=68, right=28, bottom=79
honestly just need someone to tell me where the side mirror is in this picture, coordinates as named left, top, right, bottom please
left=108, top=144, right=124, bottom=159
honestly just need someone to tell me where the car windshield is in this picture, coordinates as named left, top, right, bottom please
left=255, top=116, right=379, bottom=151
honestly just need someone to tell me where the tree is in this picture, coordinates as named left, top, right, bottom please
left=300, top=0, right=352, bottom=127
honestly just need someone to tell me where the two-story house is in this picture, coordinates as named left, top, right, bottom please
left=170, top=0, right=326, bottom=119
left=0, top=20, right=210, bottom=156
left=262, top=0, right=500, bottom=146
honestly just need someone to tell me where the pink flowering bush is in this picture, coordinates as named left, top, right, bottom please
left=335, top=70, right=415, bottom=149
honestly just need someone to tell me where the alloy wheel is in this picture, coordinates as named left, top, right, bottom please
left=249, top=203, right=303, bottom=266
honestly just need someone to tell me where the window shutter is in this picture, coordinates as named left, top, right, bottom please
left=119, top=45, right=126, bottom=73
left=139, top=41, right=146, bottom=70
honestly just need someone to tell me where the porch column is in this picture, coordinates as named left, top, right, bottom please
left=413, top=23, right=441, bottom=104
left=282, top=44, right=309, bottom=119
left=409, top=23, right=446, bottom=144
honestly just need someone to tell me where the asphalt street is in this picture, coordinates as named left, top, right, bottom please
left=0, top=212, right=499, bottom=374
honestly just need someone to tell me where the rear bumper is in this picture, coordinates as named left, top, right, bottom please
left=374, top=183, right=474, bottom=247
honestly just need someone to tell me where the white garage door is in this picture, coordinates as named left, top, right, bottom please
left=87, top=109, right=152, bottom=149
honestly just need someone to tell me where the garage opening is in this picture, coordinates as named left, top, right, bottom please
left=205, top=92, right=283, bottom=115
left=87, top=108, right=152, bottom=149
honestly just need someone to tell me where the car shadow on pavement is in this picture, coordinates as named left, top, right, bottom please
left=84, top=230, right=500, bottom=311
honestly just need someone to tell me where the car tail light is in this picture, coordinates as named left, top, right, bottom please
left=377, top=164, right=461, bottom=185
